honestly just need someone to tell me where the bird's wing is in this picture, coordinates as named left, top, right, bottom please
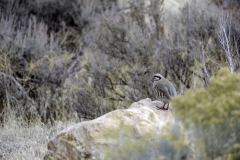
left=162, top=86, right=171, bottom=99
left=168, top=83, right=177, bottom=96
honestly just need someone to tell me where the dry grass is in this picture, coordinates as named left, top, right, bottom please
left=0, top=116, right=76, bottom=160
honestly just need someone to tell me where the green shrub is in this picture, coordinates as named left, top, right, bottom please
left=105, top=120, right=192, bottom=160
left=172, top=68, right=240, bottom=159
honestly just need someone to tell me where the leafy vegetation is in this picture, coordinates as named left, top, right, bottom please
left=105, top=118, right=192, bottom=160
left=173, top=68, right=240, bottom=159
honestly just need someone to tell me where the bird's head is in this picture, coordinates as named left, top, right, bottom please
left=152, top=73, right=164, bottom=81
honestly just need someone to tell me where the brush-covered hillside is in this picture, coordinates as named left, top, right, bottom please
left=0, top=0, right=240, bottom=159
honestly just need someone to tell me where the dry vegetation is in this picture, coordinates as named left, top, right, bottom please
left=0, top=117, right=76, bottom=159
left=0, top=0, right=240, bottom=159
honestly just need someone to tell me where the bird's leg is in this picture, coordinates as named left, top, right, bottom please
left=165, top=103, right=169, bottom=110
left=162, top=103, right=169, bottom=110
left=156, top=103, right=168, bottom=110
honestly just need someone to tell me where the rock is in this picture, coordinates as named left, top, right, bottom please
left=44, top=98, right=175, bottom=160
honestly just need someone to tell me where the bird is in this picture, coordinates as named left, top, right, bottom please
left=152, top=73, right=177, bottom=110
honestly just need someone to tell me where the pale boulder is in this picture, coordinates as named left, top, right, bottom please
left=44, top=98, right=175, bottom=160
